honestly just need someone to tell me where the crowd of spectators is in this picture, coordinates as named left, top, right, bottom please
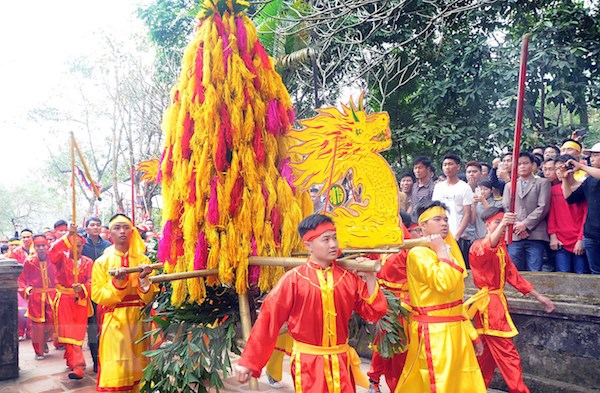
left=396, top=137, right=600, bottom=274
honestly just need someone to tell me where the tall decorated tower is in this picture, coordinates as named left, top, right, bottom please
left=157, top=0, right=311, bottom=306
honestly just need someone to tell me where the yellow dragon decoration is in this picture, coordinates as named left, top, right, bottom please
left=288, top=94, right=403, bottom=248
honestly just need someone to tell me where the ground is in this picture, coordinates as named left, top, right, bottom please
left=0, top=339, right=505, bottom=392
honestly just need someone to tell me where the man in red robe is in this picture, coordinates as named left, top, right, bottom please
left=48, top=224, right=94, bottom=380
left=18, top=234, right=57, bottom=359
left=467, top=207, right=555, bottom=392
left=235, top=214, right=388, bottom=392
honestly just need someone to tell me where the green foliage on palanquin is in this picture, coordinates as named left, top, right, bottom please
left=140, top=284, right=241, bottom=393
left=372, top=288, right=408, bottom=359
left=349, top=288, right=408, bottom=359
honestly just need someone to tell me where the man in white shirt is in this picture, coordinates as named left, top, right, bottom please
left=432, top=153, right=474, bottom=266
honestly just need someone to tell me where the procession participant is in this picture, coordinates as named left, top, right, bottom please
left=467, top=207, right=555, bottom=392
left=7, top=228, right=35, bottom=264
left=396, top=201, right=486, bottom=393
left=235, top=214, right=388, bottom=392
left=367, top=217, right=420, bottom=393
left=17, top=234, right=57, bottom=360
left=92, top=213, right=158, bottom=393
left=53, top=220, right=69, bottom=238
left=81, top=216, right=111, bottom=372
left=48, top=224, right=94, bottom=379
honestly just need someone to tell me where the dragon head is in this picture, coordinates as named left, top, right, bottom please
left=288, top=93, right=391, bottom=188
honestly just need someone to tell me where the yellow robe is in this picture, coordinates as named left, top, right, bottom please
left=396, top=247, right=486, bottom=393
left=92, top=246, right=158, bottom=392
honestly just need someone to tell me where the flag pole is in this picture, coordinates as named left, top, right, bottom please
left=70, top=133, right=79, bottom=280
left=131, top=165, right=136, bottom=226
left=508, top=34, right=530, bottom=244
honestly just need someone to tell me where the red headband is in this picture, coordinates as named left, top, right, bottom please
left=486, top=212, right=505, bottom=224
left=302, top=222, right=336, bottom=242
left=54, top=224, right=68, bottom=232
left=33, top=237, right=49, bottom=246
left=408, top=223, right=419, bottom=231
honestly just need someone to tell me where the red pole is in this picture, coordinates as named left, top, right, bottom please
left=508, top=34, right=530, bottom=244
left=131, top=165, right=136, bottom=226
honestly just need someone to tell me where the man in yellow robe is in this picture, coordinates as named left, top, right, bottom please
left=92, top=214, right=158, bottom=393
left=396, top=201, right=486, bottom=393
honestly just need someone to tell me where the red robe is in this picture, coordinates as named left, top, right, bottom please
left=368, top=251, right=409, bottom=391
left=239, top=260, right=388, bottom=393
left=468, top=237, right=533, bottom=392
left=48, top=237, right=93, bottom=370
left=18, top=255, right=57, bottom=355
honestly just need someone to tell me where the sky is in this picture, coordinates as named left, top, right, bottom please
left=0, top=0, right=150, bottom=187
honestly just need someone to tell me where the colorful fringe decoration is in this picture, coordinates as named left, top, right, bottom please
left=158, top=0, right=311, bottom=306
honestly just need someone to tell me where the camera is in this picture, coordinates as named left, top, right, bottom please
left=565, top=163, right=574, bottom=171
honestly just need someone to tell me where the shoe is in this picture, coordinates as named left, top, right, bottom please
left=44, top=344, right=49, bottom=354
left=367, top=380, right=381, bottom=393
left=266, top=373, right=283, bottom=389
left=68, top=367, right=84, bottom=380
left=35, top=354, right=45, bottom=361
left=18, top=335, right=26, bottom=342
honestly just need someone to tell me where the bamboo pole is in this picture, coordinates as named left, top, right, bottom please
left=149, top=269, right=218, bottom=284
left=291, top=238, right=429, bottom=257
left=249, top=256, right=381, bottom=272
left=108, top=263, right=165, bottom=276
left=238, top=292, right=259, bottom=390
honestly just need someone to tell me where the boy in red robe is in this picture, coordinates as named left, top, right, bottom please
left=467, top=207, right=555, bottom=392
left=48, top=224, right=94, bottom=380
left=235, top=214, right=388, bottom=392
left=18, top=234, right=57, bottom=359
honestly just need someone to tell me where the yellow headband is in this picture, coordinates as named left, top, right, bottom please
left=21, top=230, right=33, bottom=236
left=418, top=206, right=447, bottom=225
left=561, top=141, right=581, bottom=152
left=9, top=240, right=22, bottom=246
left=109, top=215, right=133, bottom=230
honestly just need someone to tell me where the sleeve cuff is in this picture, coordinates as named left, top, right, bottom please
left=112, top=278, right=129, bottom=290
left=363, top=281, right=380, bottom=305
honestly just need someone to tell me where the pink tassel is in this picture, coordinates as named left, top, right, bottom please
left=193, top=43, right=205, bottom=104
left=207, top=176, right=220, bottom=225
left=214, top=14, right=230, bottom=73
left=187, top=169, right=197, bottom=204
left=266, top=99, right=280, bottom=135
left=278, top=158, right=296, bottom=193
left=182, top=113, right=194, bottom=160
left=193, top=231, right=208, bottom=270
left=236, top=17, right=247, bottom=52
left=253, top=125, right=265, bottom=164
left=157, top=220, right=174, bottom=263
left=229, top=175, right=244, bottom=216
left=271, top=208, right=281, bottom=246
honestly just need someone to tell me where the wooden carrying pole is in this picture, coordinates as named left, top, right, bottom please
left=238, top=292, right=259, bottom=390
left=144, top=257, right=381, bottom=284
left=508, top=34, right=530, bottom=244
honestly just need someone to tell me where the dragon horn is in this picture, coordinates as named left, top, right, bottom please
left=349, top=96, right=360, bottom=123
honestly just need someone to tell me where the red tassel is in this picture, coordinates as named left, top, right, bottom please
left=193, top=43, right=205, bottom=104
left=266, top=99, right=279, bottom=135
left=207, top=176, right=220, bottom=225
left=271, top=208, right=281, bottom=246
left=193, top=231, right=208, bottom=270
left=221, top=104, right=233, bottom=149
left=187, top=169, right=197, bottom=204
left=277, top=100, right=289, bottom=133
left=215, top=126, right=228, bottom=172
left=157, top=149, right=165, bottom=183
left=253, top=125, right=265, bottom=164
left=175, top=237, right=185, bottom=259
left=229, top=175, right=244, bottom=216
left=254, top=42, right=272, bottom=71
left=182, top=114, right=194, bottom=160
